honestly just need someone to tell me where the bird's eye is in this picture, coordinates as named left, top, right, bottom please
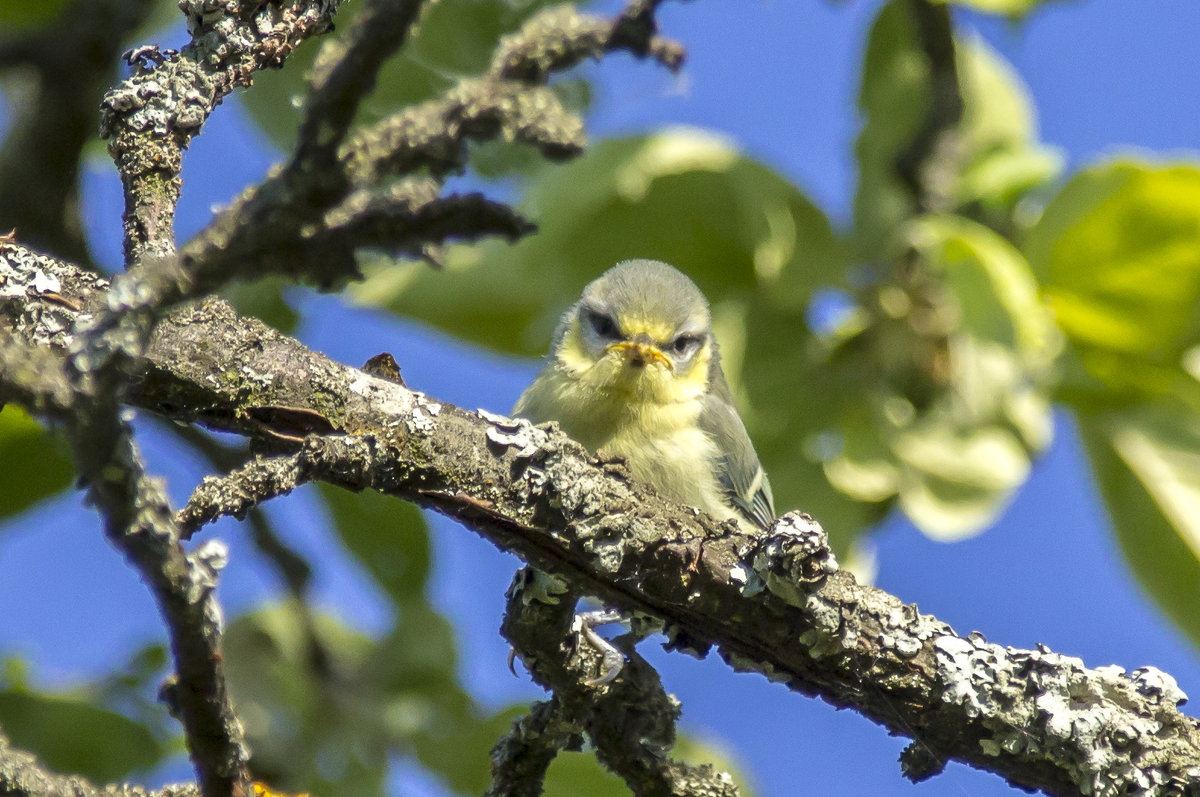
left=585, top=310, right=620, bottom=339
left=671, top=334, right=702, bottom=357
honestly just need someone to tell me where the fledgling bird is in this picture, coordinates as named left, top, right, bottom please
left=515, top=259, right=774, bottom=531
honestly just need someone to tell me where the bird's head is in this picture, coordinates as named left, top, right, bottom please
left=552, top=260, right=714, bottom=404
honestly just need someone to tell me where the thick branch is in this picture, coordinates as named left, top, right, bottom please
left=7, top=246, right=1200, bottom=797
left=293, top=0, right=425, bottom=174
left=500, top=569, right=739, bottom=796
left=0, top=247, right=251, bottom=797
left=99, top=0, right=342, bottom=264
left=487, top=697, right=582, bottom=797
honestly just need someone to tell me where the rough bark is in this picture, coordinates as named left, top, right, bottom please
left=4, top=244, right=1199, bottom=797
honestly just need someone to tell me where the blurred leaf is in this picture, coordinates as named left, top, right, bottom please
left=0, top=406, right=73, bottom=520
left=742, top=300, right=893, bottom=554
left=415, top=705, right=748, bottom=797
left=910, top=214, right=1058, bottom=365
left=318, top=484, right=431, bottom=604
left=543, top=751, right=631, bottom=797
left=0, top=689, right=166, bottom=782
left=854, top=0, right=928, bottom=259
left=225, top=604, right=388, bottom=796
left=0, top=0, right=71, bottom=30
left=226, top=601, right=474, bottom=797
left=670, top=733, right=756, bottom=797
left=351, top=128, right=844, bottom=355
left=894, top=422, right=1029, bottom=539
left=1026, top=160, right=1200, bottom=405
left=1077, top=400, right=1200, bottom=647
left=413, top=705, right=523, bottom=794
left=220, top=277, right=299, bottom=333
left=95, top=643, right=175, bottom=739
left=242, top=0, right=566, bottom=152
left=855, top=3, right=1058, bottom=257
left=957, top=146, right=1062, bottom=211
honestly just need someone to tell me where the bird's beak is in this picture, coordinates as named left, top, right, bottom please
left=607, top=340, right=671, bottom=369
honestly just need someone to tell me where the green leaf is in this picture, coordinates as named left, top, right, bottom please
left=1077, top=400, right=1200, bottom=647
left=413, top=706, right=523, bottom=794
left=1027, top=162, right=1200, bottom=353
left=351, top=128, right=844, bottom=355
left=741, top=300, right=894, bottom=554
left=854, top=0, right=929, bottom=259
left=225, top=604, right=387, bottom=795
left=220, top=277, right=299, bottom=333
left=0, top=0, right=71, bottom=31
left=543, top=751, right=632, bottom=797
left=1026, top=160, right=1200, bottom=404
left=0, top=689, right=165, bottom=782
left=0, top=406, right=74, bottom=519
left=894, top=422, right=1030, bottom=540
left=241, top=0, right=566, bottom=151
left=225, top=602, right=474, bottom=797
left=855, top=3, right=1059, bottom=257
left=318, top=484, right=431, bottom=604
left=910, top=214, right=1058, bottom=364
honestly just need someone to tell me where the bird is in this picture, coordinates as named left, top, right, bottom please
left=510, top=260, right=775, bottom=684
left=515, top=258, right=774, bottom=534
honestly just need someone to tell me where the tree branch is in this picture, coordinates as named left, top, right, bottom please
left=894, top=0, right=964, bottom=215
left=99, top=0, right=343, bottom=264
left=0, top=245, right=251, bottom=795
left=487, top=697, right=582, bottom=797
left=500, top=569, right=739, bottom=795
left=293, top=0, right=425, bottom=176
left=6, top=245, right=1200, bottom=796
left=0, top=731, right=200, bottom=797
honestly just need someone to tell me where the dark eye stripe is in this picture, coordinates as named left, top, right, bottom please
left=584, top=309, right=620, bottom=339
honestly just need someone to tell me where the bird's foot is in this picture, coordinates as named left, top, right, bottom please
left=572, top=608, right=627, bottom=686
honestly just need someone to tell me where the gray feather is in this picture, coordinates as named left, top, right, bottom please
left=700, top=351, right=776, bottom=530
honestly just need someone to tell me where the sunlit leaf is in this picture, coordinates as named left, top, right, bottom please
left=0, top=406, right=73, bottom=519
left=854, top=0, right=928, bottom=259
left=894, top=423, right=1029, bottom=540
left=413, top=706, right=523, bottom=794
left=0, top=689, right=166, bottom=782
left=910, top=214, right=1058, bottom=364
left=318, top=484, right=431, bottom=604
left=1077, top=400, right=1200, bottom=647
left=1026, top=160, right=1200, bottom=405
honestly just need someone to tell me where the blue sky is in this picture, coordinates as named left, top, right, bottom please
left=4, top=1, right=1200, bottom=795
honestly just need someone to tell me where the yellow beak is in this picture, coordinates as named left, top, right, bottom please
left=607, top=340, right=671, bottom=368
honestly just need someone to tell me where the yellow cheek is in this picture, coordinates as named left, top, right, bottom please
left=555, top=322, right=596, bottom=376
left=674, top=343, right=711, bottom=397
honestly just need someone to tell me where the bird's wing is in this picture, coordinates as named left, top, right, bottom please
left=699, top=387, right=776, bottom=531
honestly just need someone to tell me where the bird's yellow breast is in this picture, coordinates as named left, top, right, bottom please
left=514, top=324, right=738, bottom=524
